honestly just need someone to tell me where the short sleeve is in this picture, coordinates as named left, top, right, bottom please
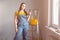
left=14, top=10, right=19, bottom=16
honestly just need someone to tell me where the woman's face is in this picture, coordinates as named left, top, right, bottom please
left=21, top=4, right=26, bottom=10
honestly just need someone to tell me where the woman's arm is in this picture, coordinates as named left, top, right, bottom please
left=14, top=15, right=18, bottom=32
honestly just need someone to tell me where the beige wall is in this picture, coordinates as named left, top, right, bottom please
left=39, top=0, right=48, bottom=40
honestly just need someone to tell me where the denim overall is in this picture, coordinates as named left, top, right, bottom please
left=14, top=13, right=29, bottom=40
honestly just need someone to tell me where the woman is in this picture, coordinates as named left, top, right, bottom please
left=14, top=3, right=31, bottom=40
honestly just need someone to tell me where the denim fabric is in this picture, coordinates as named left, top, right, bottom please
left=14, top=14, right=29, bottom=40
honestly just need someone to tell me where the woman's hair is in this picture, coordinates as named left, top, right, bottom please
left=18, top=3, right=28, bottom=15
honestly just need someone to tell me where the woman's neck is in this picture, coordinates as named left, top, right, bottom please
left=20, top=9, right=24, bottom=12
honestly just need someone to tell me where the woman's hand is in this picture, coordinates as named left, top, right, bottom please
left=29, top=9, right=32, bottom=15
left=14, top=23, right=18, bottom=33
